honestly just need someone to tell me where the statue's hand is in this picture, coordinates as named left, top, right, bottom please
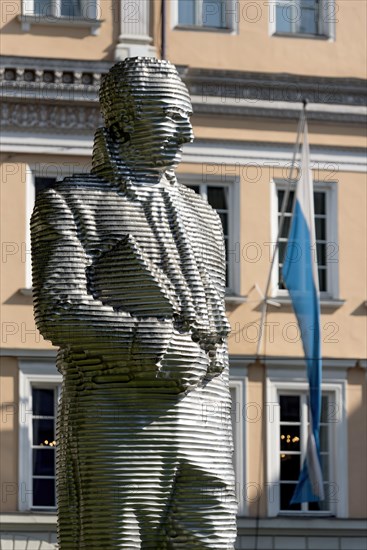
left=156, top=328, right=209, bottom=392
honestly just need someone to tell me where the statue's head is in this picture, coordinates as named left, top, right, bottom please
left=99, top=57, right=194, bottom=171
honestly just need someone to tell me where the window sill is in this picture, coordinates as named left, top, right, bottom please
left=19, top=288, right=33, bottom=296
left=271, top=296, right=345, bottom=310
left=0, top=512, right=57, bottom=530
left=18, top=15, right=102, bottom=36
left=225, top=293, right=247, bottom=306
left=174, top=24, right=233, bottom=34
left=272, top=31, right=330, bottom=40
left=237, top=516, right=366, bottom=530
left=277, top=511, right=335, bottom=517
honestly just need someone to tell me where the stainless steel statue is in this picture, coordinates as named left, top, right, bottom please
left=31, top=57, right=237, bottom=549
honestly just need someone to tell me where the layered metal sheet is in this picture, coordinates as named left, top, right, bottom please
left=31, top=57, right=237, bottom=549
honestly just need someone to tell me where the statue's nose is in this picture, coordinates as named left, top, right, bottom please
left=178, top=119, right=194, bottom=144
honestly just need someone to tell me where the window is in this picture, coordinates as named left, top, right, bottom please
left=31, top=386, right=59, bottom=508
left=177, top=0, right=232, bottom=30
left=186, top=180, right=239, bottom=292
left=273, top=0, right=336, bottom=38
left=279, top=392, right=332, bottom=512
left=19, top=361, right=61, bottom=511
left=33, top=0, right=81, bottom=17
left=278, top=189, right=327, bottom=292
left=21, top=0, right=101, bottom=34
left=266, top=373, right=348, bottom=517
left=273, top=181, right=338, bottom=299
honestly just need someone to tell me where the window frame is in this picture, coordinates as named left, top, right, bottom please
left=172, top=0, right=238, bottom=33
left=20, top=0, right=101, bottom=34
left=18, top=360, right=62, bottom=512
left=229, top=378, right=247, bottom=515
left=266, top=370, right=348, bottom=518
left=269, top=0, right=336, bottom=40
left=270, top=178, right=339, bottom=300
left=181, top=173, right=241, bottom=296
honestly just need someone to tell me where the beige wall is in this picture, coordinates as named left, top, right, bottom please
left=1, top=148, right=365, bottom=359
left=166, top=0, right=367, bottom=78
left=2, top=1, right=366, bottom=79
left=0, top=357, right=18, bottom=513
left=0, top=0, right=117, bottom=61
left=192, top=116, right=366, bottom=149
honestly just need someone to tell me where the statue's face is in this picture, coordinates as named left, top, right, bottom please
left=123, top=83, right=194, bottom=171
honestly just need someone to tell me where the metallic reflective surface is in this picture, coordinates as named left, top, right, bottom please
left=31, top=57, right=237, bottom=549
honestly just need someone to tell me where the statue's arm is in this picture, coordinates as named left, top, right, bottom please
left=31, top=188, right=173, bottom=364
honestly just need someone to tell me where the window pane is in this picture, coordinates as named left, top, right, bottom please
left=190, top=185, right=200, bottom=195
left=280, top=425, right=300, bottom=451
left=61, top=0, right=81, bottom=17
left=279, top=216, right=291, bottom=239
left=315, top=217, right=326, bottom=240
left=34, top=0, right=51, bottom=15
left=203, top=0, right=226, bottom=28
left=320, top=453, right=329, bottom=481
left=207, top=186, right=227, bottom=210
left=280, top=395, right=300, bottom=422
left=314, top=192, right=326, bottom=215
left=178, top=0, right=195, bottom=25
left=300, top=7, right=318, bottom=34
left=300, top=0, right=319, bottom=33
left=278, top=267, right=286, bottom=290
left=219, top=213, right=228, bottom=235
left=319, top=425, right=329, bottom=453
left=33, top=478, right=55, bottom=507
left=316, top=243, right=326, bottom=266
left=33, top=449, right=55, bottom=476
left=276, top=4, right=293, bottom=33
left=35, top=177, right=57, bottom=195
left=278, top=190, right=294, bottom=213
left=280, top=453, right=301, bottom=481
left=278, top=241, right=287, bottom=265
left=32, top=388, right=54, bottom=416
left=33, top=419, right=55, bottom=446
left=280, top=483, right=301, bottom=510
left=318, top=268, right=327, bottom=292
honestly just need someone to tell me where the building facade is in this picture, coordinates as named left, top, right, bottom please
left=1, top=1, right=366, bottom=548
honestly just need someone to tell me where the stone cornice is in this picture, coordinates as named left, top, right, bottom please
left=1, top=56, right=366, bottom=125
left=178, top=65, right=367, bottom=107
left=0, top=56, right=109, bottom=103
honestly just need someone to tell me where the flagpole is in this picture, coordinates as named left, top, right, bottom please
left=256, top=102, right=307, bottom=358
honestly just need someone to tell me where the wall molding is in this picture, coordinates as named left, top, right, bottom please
left=1, top=56, right=366, bottom=125
left=1, top=124, right=365, bottom=173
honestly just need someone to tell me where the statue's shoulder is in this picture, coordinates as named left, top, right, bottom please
left=177, top=181, right=222, bottom=225
left=52, top=173, right=112, bottom=195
